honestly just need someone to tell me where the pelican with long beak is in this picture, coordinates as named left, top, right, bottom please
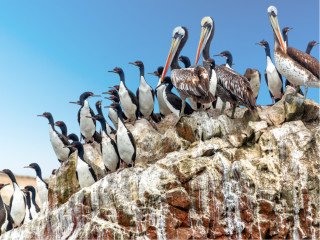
left=268, top=6, right=319, bottom=97
left=160, top=26, right=215, bottom=121
left=195, top=16, right=255, bottom=118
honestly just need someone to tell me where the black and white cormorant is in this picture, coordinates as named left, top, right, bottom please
left=95, top=100, right=114, bottom=135
left=38, top=112, right=70, bottom=164
left=148, top=66, right=172, bottom=118
left=70, top=92, right=101, bottom=143
left=160, top=76, right=194, bottom=120
left=65, top=141, right=97, bottom=188
left=107, top=103, right=136, bottom=168
left=24, top=163, right=48, bottom=207
left=130, top=61, right=155, bottom=119
left=0, top=183, right=13, bottom=234
left=257, top=40, right=284, bottom=103
left=243, top=68, right=261, bottom=101
left=267, top=6, right=319, bottom=97
left=108, top=67, right=139, bottom=124
left=0, top=169, right=26, bottom=227
left=306, top=41, right=319, bottom=55
left=91, top=114, right=120, bottom=172
left=160, top=26, right=214, bottom=121
left=24, top=186, right=40, bottom=221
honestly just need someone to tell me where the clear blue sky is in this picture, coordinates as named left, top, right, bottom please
left=0, top=1, right=318, bottom=178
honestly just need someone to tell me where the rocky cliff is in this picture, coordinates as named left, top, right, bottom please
left=2, top=90, right=320, bottom=239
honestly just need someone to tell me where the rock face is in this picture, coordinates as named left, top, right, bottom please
left=2, top=95, right=320, bottom=240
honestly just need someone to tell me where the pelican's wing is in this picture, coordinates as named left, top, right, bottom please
left=216, top=66, right=256, bottom=109
left=287, top=47, right=319, bottom=79
left=171, top=66, right=210, bottom=97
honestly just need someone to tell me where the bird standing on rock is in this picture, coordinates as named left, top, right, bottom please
left=256, top=40, right=284, bottom=103
left=95, top=100, right=114, bottom=135
left=0, top=169, right=26, bottom=227
left=160, top=76, right=194, bottom=121
left=106, top=103, right=136, bottom=169
left=108, top=67, right=139, bottom=124
left=243, top=68, right=261, bottom=101
left=38, top=112, right=70, bottom=164
left=148, top=67, right=172, bottom=118
left=160, top=26, right=215, bottom=123
left=70, top=92, right=101, bottom=143
left=90, top=114, right=120, bottom=173
left=130, top=60, right=155, bottom=120
left=267, top=6, right=319, bottom=97
left=65, top=141, right=97, bottom=188
left=24, top=163, right=48, bottom=208
left=24, top=186, right=40, bottom=221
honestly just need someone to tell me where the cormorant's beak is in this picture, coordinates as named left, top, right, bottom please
left=213, top=53, right=223, bottom=57
left=54, top=123, right=59, bottom=126
left=287, top=27, right=293, bottom=32
left=104, top=97, right=114, bottom=100
left=129, top=62, right=137, bottom=66
left=268, top=7, right=286, bottom=54
left=108, top=87, right=118, bottom=90
left=24, top=166, right=32, bottom=168
left=1, top=183, right=10, bottom=188
left=69, top=101, right=81, bottom=105
left=108, top=70, right=117, bottom=73
left=160, top=35, right=182, bottom=83
left=195, top=25, right=209, bottom=65
left=104, top=106, right=112, bottom=108
left=148, top=72, right=158, bottom=76
left=255, top=42, right=263, bottom=46
left=37, top=114, right=45, bottom=117
left=315, top=42, right=320, bottom=46
left=86, top=116, right=95, bottom=119
left=102, top=91, right=111, bottom=94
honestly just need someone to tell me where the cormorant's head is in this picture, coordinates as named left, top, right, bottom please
left=129, top=60, right=144, bottom=69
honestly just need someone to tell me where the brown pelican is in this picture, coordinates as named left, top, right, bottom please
left=160, top=26, right=214, bottom=120
left=194, top=17, right=255, bottom=118
left=268, top=6, right=319, bottom=97
left=243, top=68, right=261, bottom=101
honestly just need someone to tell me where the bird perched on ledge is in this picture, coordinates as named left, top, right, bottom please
left=267, top=6, right=319, bottom=97
left=160, top=26, right=215, bottom=121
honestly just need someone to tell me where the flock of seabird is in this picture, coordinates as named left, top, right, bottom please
left=0, top=6, right=318, bottom=234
